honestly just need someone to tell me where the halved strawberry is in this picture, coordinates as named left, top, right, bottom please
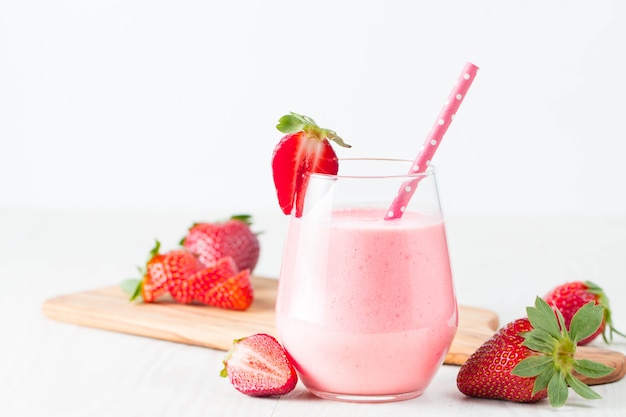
left=140, top=241, right=169, bottom=302
left=167, top=256, right=233, bottom=304
left=188, top=257, right=253, bottom=310
left=271, top=112, right=350, bottom=217
left=121, top=240, right=204, bottom=303
left=221, top=333, right=298, bottom=397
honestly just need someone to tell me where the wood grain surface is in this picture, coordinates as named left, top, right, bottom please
left=42, top=276, right=625, bottom=385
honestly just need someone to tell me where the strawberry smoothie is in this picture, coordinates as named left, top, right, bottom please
left=275, top=207, right=457, bottom=401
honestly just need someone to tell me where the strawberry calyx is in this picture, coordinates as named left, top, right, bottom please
left=120, top=240, right=162, bottom=301
left=220, top=333, right=298, bottom=396
left=148, top=239, right=161, bottom=258
left=229, top=214, right=253, bottom=226
left=583, top=280, right=626, bottom=344
left=120, top=277, right=143, bottom=301
left=220, top=336, right=244, bottom=378
left=512, top=297, right=614, bottom=407
left=276, top=112, right=351, bottom=149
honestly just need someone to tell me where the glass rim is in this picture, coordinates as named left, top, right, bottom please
left=309, top=157, right=437, bottom=180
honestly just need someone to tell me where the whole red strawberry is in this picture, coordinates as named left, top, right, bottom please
left=181, top=214, right=260, bottom=272
left=457, top=297, right=613, bottom=407
left=221, top=333, right=298, bottom=397
left=271, top=112, right=351, bottom=217
left=543, top=280, right=625, bottom=345
left=457, top=318, right=547, bottom=403
left=122, top=240, right=204, bottom=303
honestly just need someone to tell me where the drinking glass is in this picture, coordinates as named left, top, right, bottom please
left=275, top=158, right=457, bottom=402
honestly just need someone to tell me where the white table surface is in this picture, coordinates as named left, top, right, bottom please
left=1, top=208, right=625, bottom=417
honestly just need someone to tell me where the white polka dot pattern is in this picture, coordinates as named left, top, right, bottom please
left=384, top=62, right=479, bottom=220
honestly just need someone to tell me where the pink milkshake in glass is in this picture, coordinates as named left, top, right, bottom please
left=275, top=158, right=458, bottom=402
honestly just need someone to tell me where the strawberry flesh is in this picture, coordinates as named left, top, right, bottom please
left=272, top=131, right=339, bottom=217
left=189, top=256, right=254, bottom=310
left=221, top=333, right=298, bottom=397
left=161, top=249, right=206, bottom=304
left=142, top=255, right=169, bottom=302
left=123, top=241, right=255, bottom=311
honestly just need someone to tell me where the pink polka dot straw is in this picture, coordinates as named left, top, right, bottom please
left=384, top=61, right=479, bottom=220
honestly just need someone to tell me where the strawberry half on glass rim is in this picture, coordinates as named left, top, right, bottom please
left=271, top=112, right=350, bottom=217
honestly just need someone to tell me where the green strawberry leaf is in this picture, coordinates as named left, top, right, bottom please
left=325, top=129, right=351, bottom=148
left=604, top=309, right=626, bottom=343
left=515, top=295, right=615, bottom=408
left=230, top=214, right=253, bottom=225
left=569, top=302, right=605, bottom=344
left=512, top=355, right=553, bottom=377
left=583, top=280, right=604, bottom=296
left=554, top=307, right=569, bottom=338
left=521, top=328, right=559, bottom=353
left=276, top=112, right=351, bottom=148
left=527, top=296, right=562, bottom=339
left=565, top=374, right=603, bottom=400
left=120, top=278, right=142, bottom=301
left=276, top=113, right=308, bottom=134
left=547, top=373, right=569, bottom=408
left=149, top=240, right=161, bottom=258
left=532, top=365, right=556, bottom=395
left=581, top=281, right=626, bottom=344
left=573, top=359, right=614, bottom=378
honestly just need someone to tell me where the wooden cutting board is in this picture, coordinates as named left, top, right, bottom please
left=42, top=276, right=625, bottom=385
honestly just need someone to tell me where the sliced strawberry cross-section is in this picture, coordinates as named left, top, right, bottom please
left=221, top=333, right=298, bottom=397
left=187, top=256, right=253, bottom=311
left=271, top=112, right=350, bottom=217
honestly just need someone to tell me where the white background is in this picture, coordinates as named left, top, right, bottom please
left=2, top=3, right=626, bottom=415
left=2, top=0, right=625, bottom=218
